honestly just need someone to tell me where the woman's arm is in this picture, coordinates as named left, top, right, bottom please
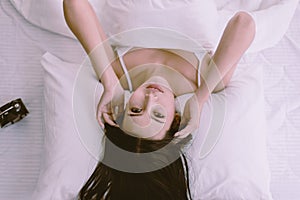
left=175, top=11, right=255, bottom=138
left=64, top=0, right=124, bottom=127
left=196, top=11, right=256, bottom=103
left=218, top=0, right=299, bottom=53
left=63, top=0, right=119, bottom=90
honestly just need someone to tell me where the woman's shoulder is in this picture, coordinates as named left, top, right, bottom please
left=114, top=45, right=203, bottom=67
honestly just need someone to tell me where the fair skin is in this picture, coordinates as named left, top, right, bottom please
left=63, top=0, right=256, bottom=139
left=122, top=76, right=176, bottom=140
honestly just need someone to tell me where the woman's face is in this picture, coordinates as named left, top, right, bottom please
left=121, top=77, right=176, bottom=140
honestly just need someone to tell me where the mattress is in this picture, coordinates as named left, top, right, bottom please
left=0, top=1, right=85, bottom=199
left=0, top=0, right=299, bottom=199
left=262, top=5, right=300, bottom=198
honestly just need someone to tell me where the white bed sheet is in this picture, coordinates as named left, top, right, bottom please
left=0, top=0, right=299, bottom=199
left=0, top=1, right=85, bottom=199
left=261, top=4, right=300, bottom=198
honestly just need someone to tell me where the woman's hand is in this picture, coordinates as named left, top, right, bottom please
left=174, top=94, right=204, bottom=139
left=97, top=83, right=125, bottom=128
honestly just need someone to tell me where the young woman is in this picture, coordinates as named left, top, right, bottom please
left=63, top=0, right=255, bottom=199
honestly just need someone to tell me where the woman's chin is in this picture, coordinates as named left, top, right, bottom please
left=143, top=76, right=174, bottom=94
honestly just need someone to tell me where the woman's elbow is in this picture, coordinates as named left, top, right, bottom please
left=233, top=11, right=255, bottom=26
left=231, top=11, right=256, bottom=38
left=63, top=0, right=76, bottom=4
left=63, top=0, right=82, bottom=8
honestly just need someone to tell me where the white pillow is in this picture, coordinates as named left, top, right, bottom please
left=103, top=0, right=299, bottom=53
left=186, top=61, right=273, bottom=199
left=9, top=0, right=219, bottom=48
left=10, top=0, right=298, bottom=52
left=216, top=0, right=300, bottom=53
left=100, top=0, right=219, bottom=49
left=31, top=53, right=99, bottom=200
left=9, top=0, right=105, bottom=39
left=7, top=0, right=227, bottom=49
left=33, top=52, right=272, bottom=199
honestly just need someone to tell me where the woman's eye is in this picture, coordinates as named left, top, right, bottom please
left=130, top=107, right=142, bottom=113
left=153, top=111, right=165, bottom=119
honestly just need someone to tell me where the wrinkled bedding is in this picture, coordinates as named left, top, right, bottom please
left=0, top=0, right=300, bottom=199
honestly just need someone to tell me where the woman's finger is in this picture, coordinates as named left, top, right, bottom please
left=97, top=108, right=112, bottom=128
left=203, top=51, right=212, bottom=65
left=174, top=130, right=189, bottom=138
left=112, top=105, right=120, bottom=121
left=103, top=113, right=119, bottom=127
left=97, top=110, right=104, bottom=128
left=174, top=124, right=196, bottom=138
left=97, top=102, right=112, bottom=128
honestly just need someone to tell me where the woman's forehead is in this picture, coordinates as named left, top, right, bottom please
left=121, top=113, right=167, bottom=139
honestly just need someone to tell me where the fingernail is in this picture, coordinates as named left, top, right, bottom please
left=114, top=106, right=119, bottom=114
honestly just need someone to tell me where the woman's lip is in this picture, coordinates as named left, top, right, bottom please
left=146, top=84, right=164, bottom=93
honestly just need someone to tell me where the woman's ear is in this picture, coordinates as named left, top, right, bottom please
left=174, top=98, right=181, bottom=114
left=169, top=112, right=182, bottom=136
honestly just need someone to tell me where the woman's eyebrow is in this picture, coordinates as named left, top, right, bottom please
left=151, top=117, right=164, bottom=124
left=128, top=113, right=142, bottom=117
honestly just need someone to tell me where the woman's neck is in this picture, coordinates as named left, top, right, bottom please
left=120, top=64, right=196, bottom=96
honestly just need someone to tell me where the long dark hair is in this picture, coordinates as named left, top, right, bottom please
left=79, top=114, right=192, bottom=200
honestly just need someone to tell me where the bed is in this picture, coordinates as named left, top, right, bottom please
left=0, top=0, right=299, bottom=199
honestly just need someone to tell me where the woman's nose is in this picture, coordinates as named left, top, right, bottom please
left=145, top=89, right=158, bottom=99
left=144, top=91, right=158, bottom=111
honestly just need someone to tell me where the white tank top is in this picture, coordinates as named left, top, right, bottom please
left=115, top=46, right=205, bottom=92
